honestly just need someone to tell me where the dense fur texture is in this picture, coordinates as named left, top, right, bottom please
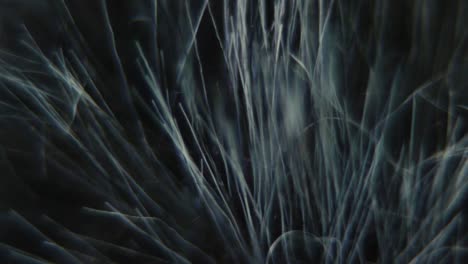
left=0, top=0, right=467, bottom=263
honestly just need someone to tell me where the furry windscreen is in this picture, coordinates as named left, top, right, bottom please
left=0, top=0, right=467, bottom=263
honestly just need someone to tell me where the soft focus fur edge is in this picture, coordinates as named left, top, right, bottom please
left=0, top=0, right=467, bottom=263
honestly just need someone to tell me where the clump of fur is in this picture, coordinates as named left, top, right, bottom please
left=0, top=0, right=467, bottom=263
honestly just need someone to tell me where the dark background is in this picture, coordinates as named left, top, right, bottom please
left=0, top=0, right=467, bottom=263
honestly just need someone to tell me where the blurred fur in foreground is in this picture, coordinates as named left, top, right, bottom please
left=0, top=0, right=467, bottom=263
